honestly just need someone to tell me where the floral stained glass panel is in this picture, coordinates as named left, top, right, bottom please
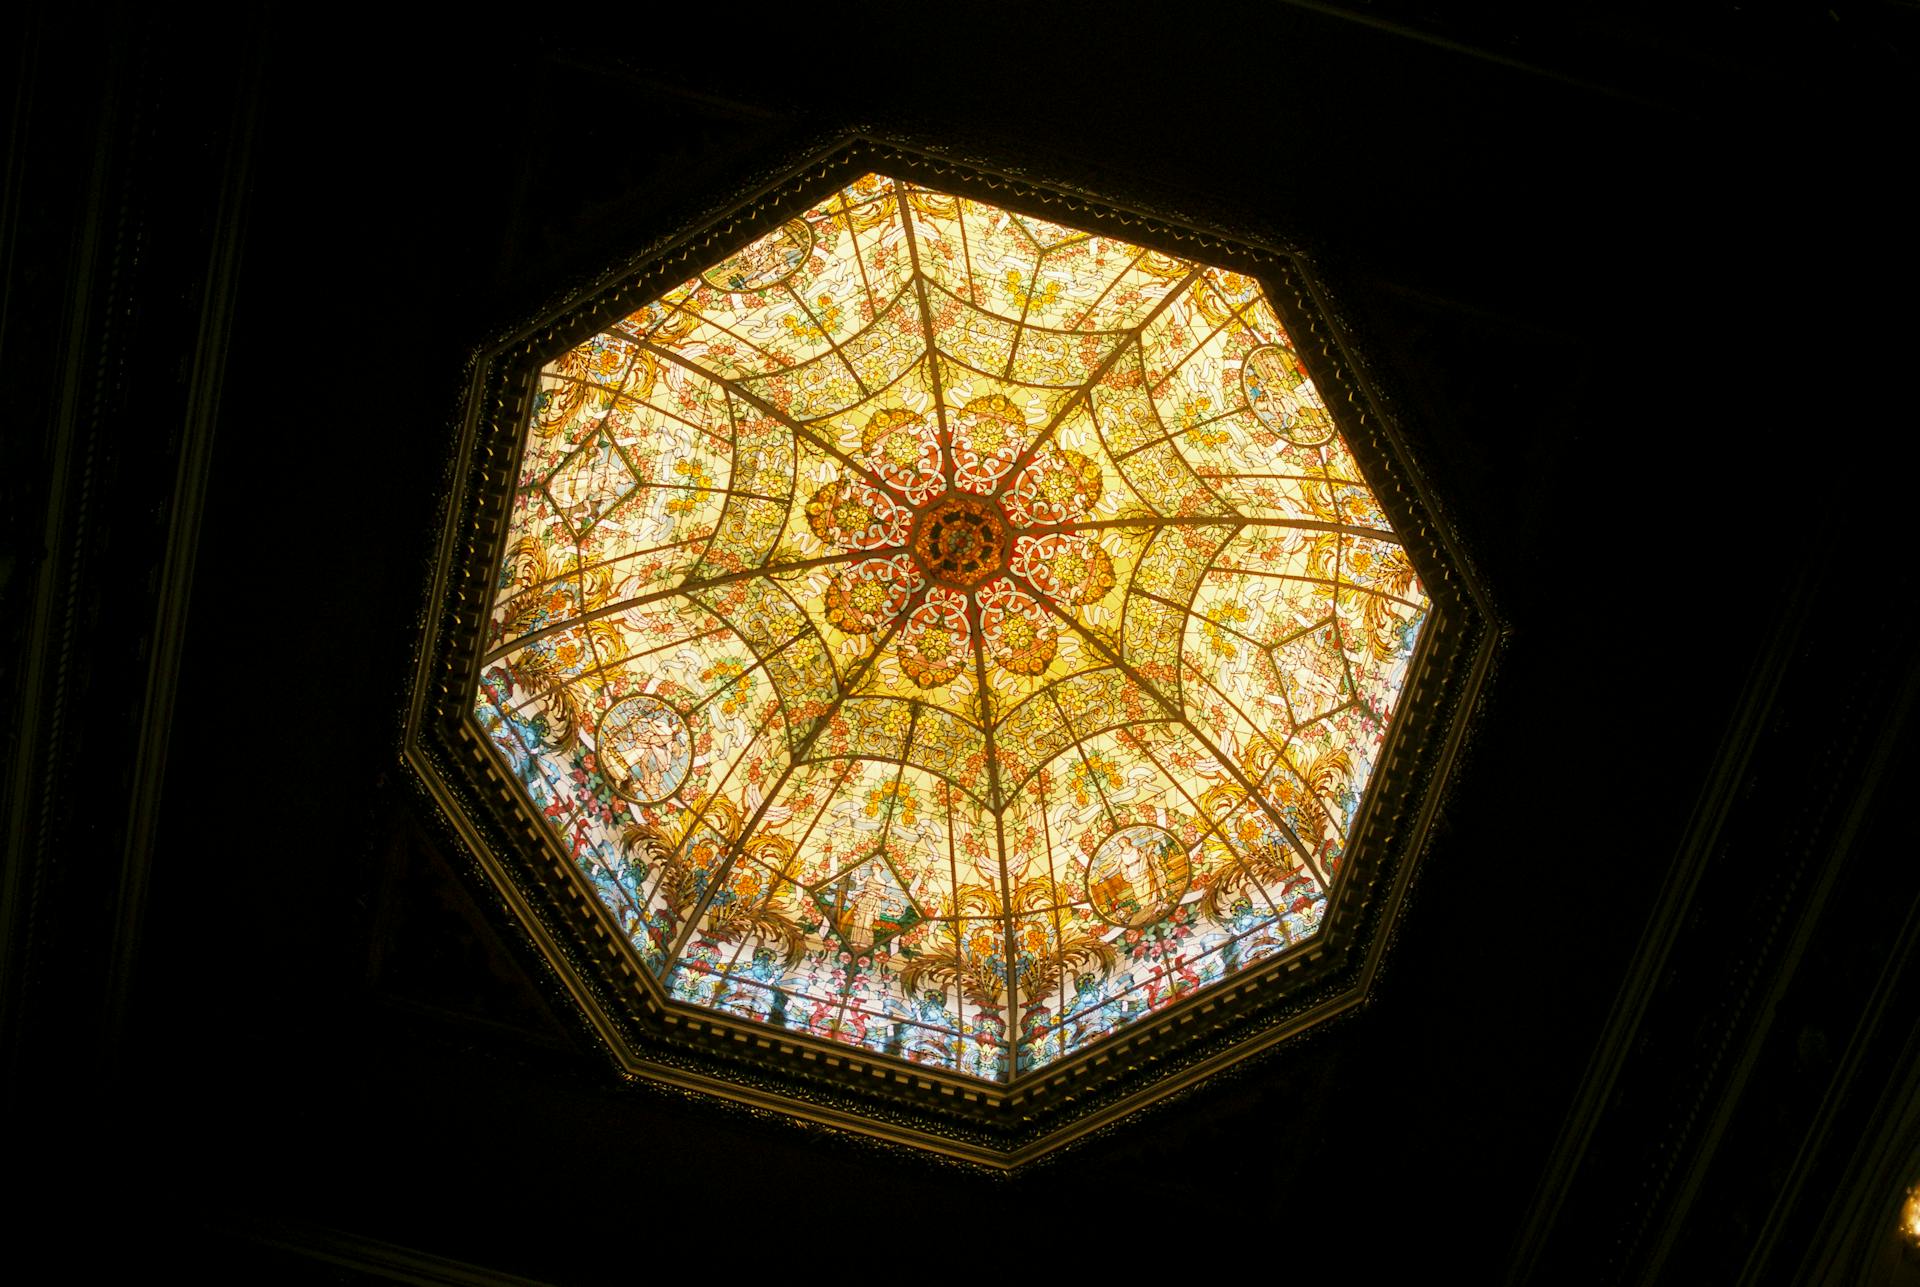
left=473, top=175, right=1428, bottom=1082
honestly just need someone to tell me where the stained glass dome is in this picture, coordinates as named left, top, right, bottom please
left=468, top=173, right=1431, bottom=1085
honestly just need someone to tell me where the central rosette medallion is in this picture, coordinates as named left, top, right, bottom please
left=808, top=405, right=1117, bottom=687
left=911, top=494, right=1006, bottom=588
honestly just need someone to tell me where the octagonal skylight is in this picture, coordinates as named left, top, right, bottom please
left=470, top=173, right=1428, bottom=1084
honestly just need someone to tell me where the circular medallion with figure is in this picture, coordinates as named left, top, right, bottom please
left=1085, top=824, right=1192, bottom=928
left=596, top=695, right=693, bottom=804
left=700, top=218, right=814, bottom=293
left=1242, top=343, right=1336, bottom=447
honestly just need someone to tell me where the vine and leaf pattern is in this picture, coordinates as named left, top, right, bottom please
left=488, top=536, right=625, bottom=753
left=619, top=795, right=811, bottom=970
left=1195, top=740, right=1353, bottom=922
left=897, top=880, right=1120, bottom=1016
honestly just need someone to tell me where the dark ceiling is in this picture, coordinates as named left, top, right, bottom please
left=6, top=5, right=1918, bottom=1282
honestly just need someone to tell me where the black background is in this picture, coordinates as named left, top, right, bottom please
left=8, top=5, right=1919, bottom=1281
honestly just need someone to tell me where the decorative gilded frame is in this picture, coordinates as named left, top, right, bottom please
left=403, top=137, right=1498, bottom=1168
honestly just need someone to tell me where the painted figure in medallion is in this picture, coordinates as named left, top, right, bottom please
left=597, top=695, right=693, bottom=805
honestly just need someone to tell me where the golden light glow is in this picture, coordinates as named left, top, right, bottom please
left=471, top=174, right=1431, bottom=1081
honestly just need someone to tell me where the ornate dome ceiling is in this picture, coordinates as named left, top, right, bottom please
left=407, top=144, right=1490, bottom=1160
left=470, top=170, right=1429, bottom=1082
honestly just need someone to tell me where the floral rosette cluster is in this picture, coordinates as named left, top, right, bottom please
left=806, top=398, right=1120, bottom=683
